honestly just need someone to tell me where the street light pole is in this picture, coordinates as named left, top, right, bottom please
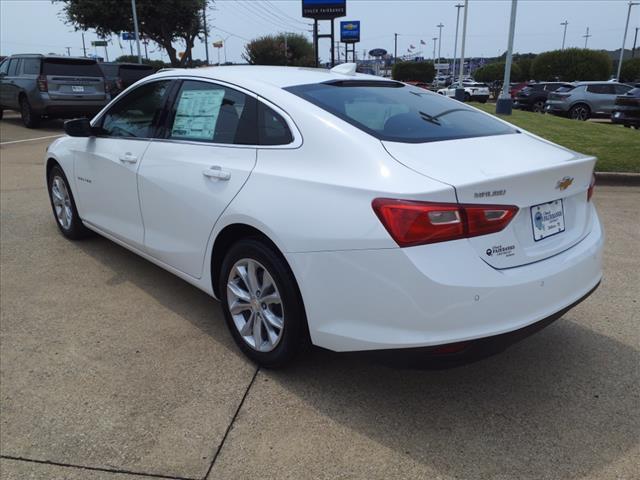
left=456, top=0, right=468, bottom=100
left=81, top=31, right=87, bottom=57
left=452, top=4, right=463, bottom=81
left=436, top=22, right=444, bottom=74
left=394, top=33, right=398, bottom=64
left=583, top=27, right=591, bottom=48
left=496, top=0, right=518, bottom=115
left=432, top=37, right=437, bottom=62
left=633, top=27, right=639, bottom=58
left=203, top=0, right=210, bottom=65
left=616, top=1, right=639, bottom=80
left=561, top=20, right=568, bottom=50
left=131, top=0, right=142, bottom=63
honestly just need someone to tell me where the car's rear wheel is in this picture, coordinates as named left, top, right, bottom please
left=569, top=103, right=590, bottom=121
left=220, top=238, right=306, bottom=368
left=20, top=96, right=40, bottom=128
left=464, top=92, right=471, bottom=102
left=532, top=100, right=545, bottom=113
left=47, top=165, right=90, bottom=239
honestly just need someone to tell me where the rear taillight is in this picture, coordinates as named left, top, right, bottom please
left=372, top=198, right=518, bottom=247
left=37, top=75, right=47, bottom=92
left=587, top=174, right=596, bottom=201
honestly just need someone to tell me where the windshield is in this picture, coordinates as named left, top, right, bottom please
left=285, top=81, right=516, bottom=143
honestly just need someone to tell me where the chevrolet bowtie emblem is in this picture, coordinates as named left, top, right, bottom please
left=556, top=176, right=574, bottom=191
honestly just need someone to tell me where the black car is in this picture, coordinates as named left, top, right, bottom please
left=514, top=82, right=573, bottom=113
left=99, top=62, right=155, bottom=98
left=611, top=87, right=640, bottom=128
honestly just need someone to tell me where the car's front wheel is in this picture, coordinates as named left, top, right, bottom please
left=220, top=238, right=306, bottom=368
left=569, top=103, right=590, bottom=121
left=20, top=96, right=40, bottom=128
left=532, top=100, right=545, bottom=113
left=47, top=165, right=90, bottom=239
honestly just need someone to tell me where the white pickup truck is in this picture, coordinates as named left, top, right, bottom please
left=437, top=82, right=490, bottom=103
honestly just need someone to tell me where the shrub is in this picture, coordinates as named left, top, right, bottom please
left=620, top=58, right=640, bottom=83
left=242, top=33, right=314, bottom=67
left=391, top=61, right=435, bottom=83
left=473, top=62, right=522, bottom=83
left=531, top=48, right=611, bottom=81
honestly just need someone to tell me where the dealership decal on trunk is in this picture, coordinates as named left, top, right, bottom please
left=485, top=244, right=516, bottom=257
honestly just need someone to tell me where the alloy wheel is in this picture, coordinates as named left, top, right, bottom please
left=51, top=176, right=73, bottom=229
left=571, top=105, right=589, bottom=121
left=226, top=258, right=284, bottom=352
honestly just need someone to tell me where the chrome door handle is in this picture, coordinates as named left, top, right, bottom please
left=202, top=165, right=231, bottom=181
left=119, top=152, right=138, bottom=164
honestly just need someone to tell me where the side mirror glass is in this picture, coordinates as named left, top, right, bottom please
left=64, top=118, right=94, bottom=137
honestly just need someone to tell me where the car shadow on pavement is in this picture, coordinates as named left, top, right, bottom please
left=74, top=233, right=638, bottom=479
left=268, top=320, right=639, bottom=479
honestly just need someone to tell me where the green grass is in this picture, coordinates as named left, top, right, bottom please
left=470, top=103, right=640, bottom=173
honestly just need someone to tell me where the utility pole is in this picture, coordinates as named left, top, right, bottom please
left=561, top=20, right=568, bottom=50
left=633, top=27, right=639, bottom=58
left=394, top=33, right=398, bottom=64
left=452, top=4, right=463, bottom=81
left=617, top=1, right=639, bottom=80
left=496, top=0, right=518, bottom=115
left=284, top=35, right=288, bottom=66
left=131, top=0, right=142, bottom=64
left=583, top=27, right=591, bottom=49
left=456, top=0, right=468, bottom=100
left=65, top=47, right=71, bottom=56
left=432, top=37, right=437, bottom=62
left=81, top=31, right=87, bottom=57
left=436, top=22, right=444, bottom=63
left=203, top=0, right=210, bottom=65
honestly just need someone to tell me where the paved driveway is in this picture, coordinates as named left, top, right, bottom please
left=1, top=115, right=638, bottom=479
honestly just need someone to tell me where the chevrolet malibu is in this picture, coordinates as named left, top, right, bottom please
left=45, top=64, right=603, bottom=367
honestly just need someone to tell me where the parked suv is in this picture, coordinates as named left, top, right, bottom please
left=99, top=62, right=155, bottom=98
left=0, top=54, right=107, bottom=128
left=545, top=81, right=633, bottom=120
left=611, top=87, right=640, bottom=128
left=514, top=82, right=573, bottom=113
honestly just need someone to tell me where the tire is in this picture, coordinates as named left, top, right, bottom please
left=532, top=100, right=545, bottom=113
left=47, top=165, right=90, bottom=239
left=464, top=92, right=471, bottom=102
left=569, top=103, right=590, bottom=121
left=478, top=98, right=488, bottom=104
left=0, top=108, right=3, bottom=120
left=219, top=238, right=307, bottom=368
left=20, top=96, right=40, bottom=128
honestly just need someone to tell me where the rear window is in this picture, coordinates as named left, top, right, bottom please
left=99, top=64, right=119, bottom=77
left=42, top=59, right=102, bottom=77
left=285, top=81, right=516, bottom=143
left=119, top=66, right=154, bottom=84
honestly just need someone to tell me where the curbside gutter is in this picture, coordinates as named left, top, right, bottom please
left=595, top=172, right=640, bottom=186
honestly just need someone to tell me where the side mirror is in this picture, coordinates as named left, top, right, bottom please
left=64, top=118, right=94, bottom=137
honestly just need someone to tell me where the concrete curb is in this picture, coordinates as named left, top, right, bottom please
left=595, top=172, right=640, bottom=186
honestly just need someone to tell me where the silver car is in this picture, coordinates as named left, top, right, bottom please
left=0, top=54, right=108, bottom=128
left=545, top=81, right=633, bottom=120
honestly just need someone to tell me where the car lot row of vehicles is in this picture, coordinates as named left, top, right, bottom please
left=0, top=54, right=154, bottom=127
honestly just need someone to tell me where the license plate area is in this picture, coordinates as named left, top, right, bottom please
left=531, top=199, right=565, bottom=241
left=71, top=86, right=85, bottom=93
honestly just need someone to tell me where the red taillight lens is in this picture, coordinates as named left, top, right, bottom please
left=587, top=174, right=596, bottom=201
left=37, top=75, right=47, bottom=92
left=372, top=198, right=518, bottom=247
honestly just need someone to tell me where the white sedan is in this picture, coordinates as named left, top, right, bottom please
left=46, top=64, right=603, bottom=367
left=437, top=82, right=490, bottom=103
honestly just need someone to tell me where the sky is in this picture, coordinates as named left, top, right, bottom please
left=1, top=0, right=638, bottom=64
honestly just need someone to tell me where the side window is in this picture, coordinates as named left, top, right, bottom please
left=100, top=80, right=171, bottom=138
left=167, top=80, right=257, bottom=145
left=614, top=84, right=632, bottom=95
left=0, top=60, right=9, bottom=75
left=21, top=59, right=40, bottom=75
left=258, top=103, right=293, bottom=145
left=587, top=84, right=613, bottom=94
left=7, top=59, right=21, bottom=76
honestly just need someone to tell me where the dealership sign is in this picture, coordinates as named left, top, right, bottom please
left=302, top=0, right=346, bottom=19
left=368, top=48, right=387, bottom=57
left=340, top=21, right=360, bottom=43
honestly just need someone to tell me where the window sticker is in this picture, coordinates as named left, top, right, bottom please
left=171, top=89, right=225, bottom=140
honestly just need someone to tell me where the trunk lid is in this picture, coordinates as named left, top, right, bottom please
left=383, top=133, right=596, bottom=269
left=42, top=58, right=106, bottom=101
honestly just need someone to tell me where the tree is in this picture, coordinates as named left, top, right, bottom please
left=473, top=62, right=522, bottom=83
left=620, top=58, right=640, bottom=83
left=56, top=0, right=208, bottom=67
left=243, top=33, right=314, bottom=67
left=391, top=61, right=435, bottom=83
left=531, top=48, right=611, bottom=81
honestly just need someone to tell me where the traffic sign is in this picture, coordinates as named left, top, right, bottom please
left=122, top=32, right=135, bottom=41
left=91, top=40, right=108, bottom=47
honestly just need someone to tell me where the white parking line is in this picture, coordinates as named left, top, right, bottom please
left=0, top=134, right=64, bottom=146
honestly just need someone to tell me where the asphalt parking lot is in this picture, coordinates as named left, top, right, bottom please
left=0, top=112, right=638, bottom=480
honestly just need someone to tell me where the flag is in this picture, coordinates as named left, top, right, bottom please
left=420, top=39, right=426, bottom=45
left=410, top=44, right=415, bottom=49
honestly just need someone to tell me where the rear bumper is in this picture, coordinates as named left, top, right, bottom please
left=611, top=109, right=640, bottom=126
left=287, top=210, right=603, bottom=352
left=30, top=95, right=108, bottom=118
